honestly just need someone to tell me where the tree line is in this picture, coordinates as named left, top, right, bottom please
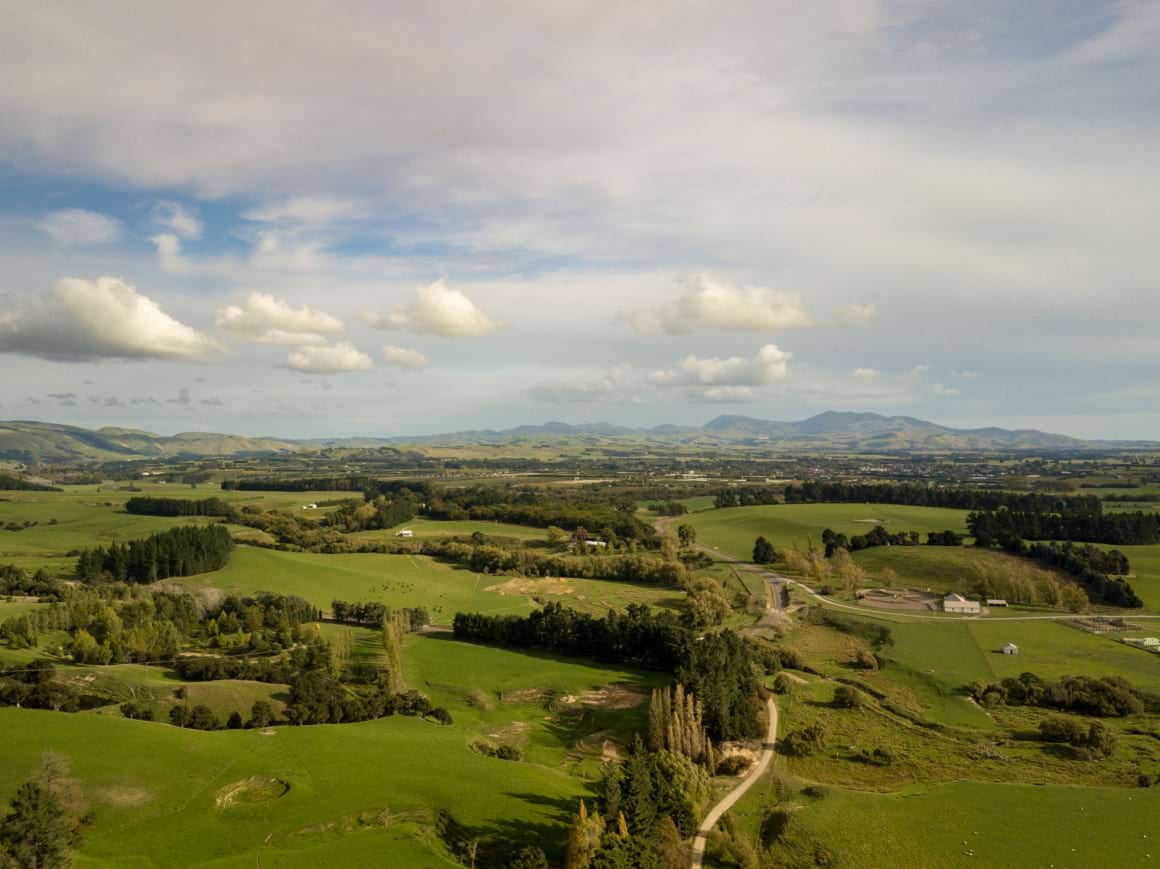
left=75, top=524, right=233, bottom=583
left=124, top=496, right=235, bottom=517
left=0, top=473, right=60, bottom=492
left=968, top=671, right=1150, bottom=717
left=968, top=508, right=1160, bottom=546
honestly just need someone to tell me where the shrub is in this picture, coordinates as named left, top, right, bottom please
left=833, top=685, right=863, bottom=708
left=1039, top=714, right=1087, bottom=744
left=783, top=724, right=826, bottom=756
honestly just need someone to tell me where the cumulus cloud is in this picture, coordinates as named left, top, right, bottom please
left=622, top=274, right=815, bottom=335
left=217, top=292, right=344, bottom=346
left=150, top=201, right=203, bottom=240
left=0, top=277, right=219, bottom=362
left=648, top=344, right=792, bottom=388
left=381, top=345, right=429, bottom=371
left=35, top=209, right=122, bottom=244
left=852, top=367, right=879, bottom=380
left=250, top=229, right=328, bottom=271
left=931, top=383, right=961, bottom=397
left=244, top=196, right=367, bottom=224
left=841, top=303, right=877, bottom=325
left=284, top=341, right=373, bottom=374
left=530, top=345, right=791, bottom=404
left=363, top=280, right=498, bottom=337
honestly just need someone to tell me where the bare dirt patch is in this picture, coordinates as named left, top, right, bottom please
left=484, top=577, right=574, bottom=596
left=99, top=785, right=151, bottom=808
left=576, top=683, right=648, bottom=710
left=501, top=688, right=547, bottom=705
left=214, top=777, right=289, bottom=811
left=857, top=587, right=942, bottom=612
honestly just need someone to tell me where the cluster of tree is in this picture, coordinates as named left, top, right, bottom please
left=75, top=524, right=233, bottom=583
left=684, top=578, right=731, bottom=629
left=1038, top=714, right=1120, bottom=758
left=329, top=600, right=428, bottom=631
left=0, top=564, right=63, bottom=599
left=958, top=559, right=1088, bottom=612
left=1104, top=493, right=1160, bottom=503
left=322, top=493, right=418, bottom=531
left=453, top=603, right=690, bottom=672
left=425, top=485, right=653, bottom=540
left=968, top=509, right=1160, bottom=546
left=675, top=630, right=762, bottom=742
left=0, top=775, right=87, bottom=869
left=714, top=487, right=782, bottom=508
left=982, top=536, right=1141, bottom=608
left=431, top=541, right=688, bottom=586
left=0, top=613, right=39, bottom=649
left=969, top=672, right=1147, bottom=717
left=647, top=684, right=717, bottom=768
left=0, top=474, right=61, bottom=492
left=222, top=476, right=433, bottom=497
left=0, top=662, right=81, bottom=713
left=172, top=639, right=333, bottom=683
left=124, top=496, right=235, bottom=517
left=821, top=526, right=919, bottom=557
left=752, top=536, right=777, bottom=564
left=649, top=501, right=688, bottom=516
left=566, top=741, right=708, bottom=867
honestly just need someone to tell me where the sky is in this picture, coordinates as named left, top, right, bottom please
left=0, top=0, right=1157, bottom=440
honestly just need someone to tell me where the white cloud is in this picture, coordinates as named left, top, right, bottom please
left=622, top=273, right=815, bottom=335
left=931, top=382, right=961, bottom=397
left=284, top=341, right=373, bottom=374
left=841, top=303, right=877, bottom=325
left=951, top=369, right=981, bottom=379
left=648, top=344, right=792, bottom=387
left=0, top=277, right=219, bottom=362
left=34, top=209, right=122, bottom=244
left=381, top=345, right=429, bottom=371
left=150, top=201, right=203, bottom=240
left=250, top=229, right=328, bottom=271
left=852, top=367, right=879, bottom=380
left=363, top=280, right=498, bottom=337
left=897, top=364, right=932, bottom=384
left=530, top=345, right=791, bottom=404
left=151, top=233, right=190, bottom=274
left=244, top=196, right=367, bottom=224
left=217, top=292, right=343, bottom=346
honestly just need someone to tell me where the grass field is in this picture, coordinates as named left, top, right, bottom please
left=967, top=619, right=1160, bottom=694
left=0, top=706, right=587, bottom=866
left=351, top=517, right=548, bottom=541
left=851, top=545, right=1056, bottom=595
left=178, top=545, right=684, bottom=622
left=686, top=503, right=972, bottom=561
left=742, top=777, right=1160, bottom=868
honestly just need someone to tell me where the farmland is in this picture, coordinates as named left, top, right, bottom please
left=685, top=502, right=972, bottom=560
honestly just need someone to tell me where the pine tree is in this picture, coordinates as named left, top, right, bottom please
left=0, top=781, right=80, bottom=869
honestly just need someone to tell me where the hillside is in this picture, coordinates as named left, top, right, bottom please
left=2, top=413, right=1152, bottom=464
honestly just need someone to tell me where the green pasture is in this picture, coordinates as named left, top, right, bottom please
left=967, top=619, right=1160, bottom=694
left=757, top=779, right=1160, bottom=868
left=179, top=546, right=684, bottom=622
left=0, top=706, right=585, bottom=867
left=686, top=503, right=971, bottom=561
left=851, top=545, right=1051, bottom=594
left=351, top=517, right=547, bottom=541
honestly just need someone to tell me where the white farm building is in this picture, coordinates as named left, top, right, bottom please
left=396, top=529, right=414, bottom=538
left=943, top=593, right=981, bottom=615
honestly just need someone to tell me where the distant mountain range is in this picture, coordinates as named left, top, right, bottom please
left=0, top=413, right=1155, bottom=464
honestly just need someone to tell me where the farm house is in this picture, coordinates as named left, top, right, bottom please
left=1002, top=643, right=1019, bottom=655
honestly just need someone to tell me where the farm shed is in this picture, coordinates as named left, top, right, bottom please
left=1002, top=642, right=1019, bottom=655
left=943, top=593, right=981, bottom=615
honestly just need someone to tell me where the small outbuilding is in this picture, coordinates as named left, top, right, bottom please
left=396, top=529, right=414, bottom=538
left=1002, top=642, right=1019, bottom=655
left=987, top=599, right=1009, bottom=608
left=302, top=503, right=318, bottom=510
left=943, top=592, right=981, bottom=615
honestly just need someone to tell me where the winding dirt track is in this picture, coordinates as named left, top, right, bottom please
left=690, top=698, right=778, bottom=869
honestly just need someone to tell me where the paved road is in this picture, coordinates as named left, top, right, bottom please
left=690, top=698, right=778, bottom=869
